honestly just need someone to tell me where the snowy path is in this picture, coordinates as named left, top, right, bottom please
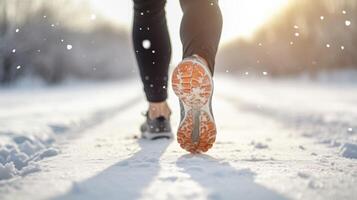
left=0, top=76, right=356, bottom=200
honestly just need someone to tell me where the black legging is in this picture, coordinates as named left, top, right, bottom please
left=132, top=0, right=222, bottom=102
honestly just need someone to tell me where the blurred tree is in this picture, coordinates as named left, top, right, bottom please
left=0, top=0, right=135, bottom=84
left=217, top=0, right=357, bottom=77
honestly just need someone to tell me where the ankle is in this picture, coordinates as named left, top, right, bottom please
left=148, top=101, right=171, bottom=120
left=193, top=54, right=208, bottom=66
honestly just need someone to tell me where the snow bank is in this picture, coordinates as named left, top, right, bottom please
left=0, top=137, right=58, bottom=181
left=0, top=163, right=16, bottom=180
left=0, top=80, right=140, bottom=181
left=218, top=75, right=357, bottom=160
left=313, top=69, right=357, bottom=85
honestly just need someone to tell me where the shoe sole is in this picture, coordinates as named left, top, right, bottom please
left=172, top=58, right=216, bottom=153
left=141, top=131, right=173, bottom=140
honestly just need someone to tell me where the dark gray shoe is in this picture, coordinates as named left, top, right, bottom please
left=140, top=113, right=173, bottom=140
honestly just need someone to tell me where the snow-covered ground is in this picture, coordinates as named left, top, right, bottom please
left=0, top=75, right=356, bottom=200
left=0, top=80, right=141, bottom=180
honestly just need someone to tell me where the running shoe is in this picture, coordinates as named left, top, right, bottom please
left=140, top=113, right=173, bottom=140
left=171, top=55, right=216, bottom=153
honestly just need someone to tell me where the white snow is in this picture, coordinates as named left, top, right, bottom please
left=345, top=20, right=351, bottom=26
left=0, top=163, right=17, bottom=180
left=297, top=171, right=310, bottom=179
left=66, top=45, right=72, bottom=50
left=142, top=40, right=151, bottom=49
left=90, top=14, right=96, bottom=20
left=0, top=80, right=141, bottom=181
left=0, top=73, right=356, bottom=200
left=254, top=142, right=269, bottom=149
left=339, top=143, right=357, bottom=159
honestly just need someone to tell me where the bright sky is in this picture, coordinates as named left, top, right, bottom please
left=89, top=0, right=290, bottom=61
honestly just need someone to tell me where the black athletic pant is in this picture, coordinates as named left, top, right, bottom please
left=132, top=0, right=222, bottom=102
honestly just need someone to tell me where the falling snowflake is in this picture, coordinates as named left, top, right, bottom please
left=342, top=10, right=347, bottom=15
left=244, top=72, right=249, bottom=75
left=293, top=25, right=299, bottom=29
left=347, top=128, right=353, bottom=132
left=16, top=65, right=21, bottom=69
left=12, top=49, right=16, bottom=53
left=140, top=12, right=144, bottom=16
left=142, top=40, right=151, bottom=49
left=341, top=46, right=345, bottom=50
left=326, top=44, right=330, bottom=48
left=15, top=28, right=19, bottom=33
left=345, top=20, right=351, bottom=26
left=290, top=41, right=294, bottom=45
left=262, top=71, right=268, bottom=75
left=320, top=16, right=324, bottom=20
left=66, top=44, right=73, bottom=50
left=225, top=69, right=229, bottom=73
left=152, top=50, right=156, bottom=54
left=294, top=32, right=300, bottom=37
left=90, top=14, right=96, bottom=20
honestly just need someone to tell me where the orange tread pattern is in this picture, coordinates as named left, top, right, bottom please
left=172, top=60, right=216, bottom=153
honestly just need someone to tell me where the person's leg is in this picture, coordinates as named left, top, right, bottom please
left=179, top=0, right=223, bottom=74
left=132, top=0, right=172, bottom=119
left=172, top=0, right=222, bottom=153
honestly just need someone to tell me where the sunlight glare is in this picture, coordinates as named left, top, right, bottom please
left=90, top=0, right=290, bottom=42
left=89, top=0, right=291, bottom=60
left=220, top=0, right=290, bottom=42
